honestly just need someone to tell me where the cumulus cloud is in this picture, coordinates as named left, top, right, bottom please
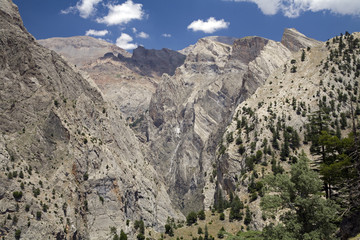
left=162, top=33, right=172, bottom=38
left=228, top=0, right=360, bottom=18
left=132, top=28, right=149, bottom=38
left=97, top=0, right=144, bottom=25
left=116, top=33, right=138, bottom=50
left=137, top=32, right=149, bottom=39
left=187, top=17, right=230, bottom=34
left=85, top=29, right=109, bottom=36
left=61, top=0, right=102, bottom=18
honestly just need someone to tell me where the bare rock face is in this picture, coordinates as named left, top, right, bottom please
left=231, top=37, right=269, bottom=64
left=38, top=36, right=131, bottom=67
left=281, top=28, right=321, bottom=52
left=130, top=46, right=186, bottom=77
left=0, top=0, right=183, bottom=239
left=147, top=35, right=292, bottom=214
left=39, top=38, right=186, bottom=126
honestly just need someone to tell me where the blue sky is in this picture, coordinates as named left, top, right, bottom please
left=13, top=0, right=360, bottom=51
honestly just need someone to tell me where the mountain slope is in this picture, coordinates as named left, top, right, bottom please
left=281, top=28, right=321, bottom=52
left=0, top=0, right=182, bottom=239
left=217, top=31, right=359, bottom=231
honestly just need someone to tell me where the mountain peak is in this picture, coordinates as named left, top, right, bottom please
left=281, top=28, right=321, bottom=52
left=231, top=36, right=269, bottom=64
left=38, top=36, right=131, bottom=66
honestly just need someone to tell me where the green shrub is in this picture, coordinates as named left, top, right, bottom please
left=15, top=229, right=21, bottom=240
left=36, top=211, right=42, bottom=220
left=13, top=191, right=23, bottom=200
left=219, top=212, right=225, bottom=221
left=186, top=211, right=197, bottom=226
left=197, top=210, right=205, bottom=220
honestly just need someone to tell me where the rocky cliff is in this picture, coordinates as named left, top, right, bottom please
left=0, top=0, right=183, bottom=239
left=146, top=32, right=307, bottom=214
left=38, top=37, right=186, bottom=127
left=281, top=28, right=321, bottom=52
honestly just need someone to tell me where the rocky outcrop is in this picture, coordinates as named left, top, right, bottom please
left=0, top=0, right=183, bottom=239
left=230, top=37, right=269, bottom=64
left=281, top=28, right=321, bottom=52
left=130, top=46, right=186, bottom=77
left=179, top=36, right=237, bottom=55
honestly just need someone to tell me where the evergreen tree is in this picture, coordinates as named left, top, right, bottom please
left=244, top=206, right=252, bottom=225
left=261, top=154, right=339, bottom=240
left=290, top=130, right=300, bottom=150
left=301, top=49, right=306, bottom=61
left=229, top=195, right=244, bottom=221
left=119, top=230, right=127, bottom=240
left=197, top=210, right=206, bottom=220
left=307, top=110, right=330, bottom=158
left=186, top=211, right=198, bottom=226
left=204, top=224, right=209, bottom=240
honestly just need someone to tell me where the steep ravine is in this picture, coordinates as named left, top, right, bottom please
left=146, top=33, right=311, bottom=215
left=0, top=0, right=183, bottom=239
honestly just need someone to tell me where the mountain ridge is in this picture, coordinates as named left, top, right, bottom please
left=0, top=0, right=183, bottom=239
left=4, top=0, right=357, bottom=238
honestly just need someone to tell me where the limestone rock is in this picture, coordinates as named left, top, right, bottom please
left=147, top=35, right=292, bottom=215
left=281, top=28, right=321, bottom=52
left=130, top=46, right=186, bottom=77
left=38, top=36, right=131, bottom=67
left=0, top=1, right=183, bottom=239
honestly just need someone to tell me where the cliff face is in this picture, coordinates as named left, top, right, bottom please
left=0, top=0, right=182, bottom=239
left=38, top=38, right=186, bottom=128
left=146, top=35, right=295, bottom=214
left=281, top=28, right=321, bottom=52
left=130, top=46, right=186, bottom=77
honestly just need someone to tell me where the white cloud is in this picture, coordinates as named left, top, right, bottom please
left=228, top=0, right=360, bottom=18
left=85, top=29, right=109, bottom=36
left=116, top=33, right=138, bottom=50
left=137, top=31, right=149, bottom=39
left=132, top=27, right=137, bottom=33
left=61, top=0, right=102, bottom=18
left=187, top=17, right=230, bottom=34
left=162, top=33, right=172, bottom=38
left=96, top=0, right=144, bottom=25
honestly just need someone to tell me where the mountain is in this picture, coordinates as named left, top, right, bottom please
left=281, top=28, right=321, bottom=52
left=37, top=15, right=321, bottom=221
left=38, top=37, right=186, bottom=125
left=145, top=32, right=319, bottom=215
left=0, top=0, right=183, bottom=239
left=216, top=31, right=360, bottom=233
left=38, top=36, right=131, bottom=67
left=5, top=0, right=359, bottom=238
left=179, top=36, right=237, bottom=55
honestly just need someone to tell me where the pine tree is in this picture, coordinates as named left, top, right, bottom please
left=229, top=195, right=244, bottom=221
left=261, top=154, right=339, bottom=240
left=301, top=49, right=306, bottom=61
left=119, top=230, right=127, bottom=240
